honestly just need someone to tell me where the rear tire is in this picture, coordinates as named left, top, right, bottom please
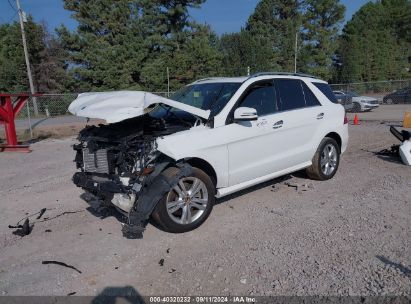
left=151, top=166, right=215, bottom=233
left=306, top=137, right=340, bottom=181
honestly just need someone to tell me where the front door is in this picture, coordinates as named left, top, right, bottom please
left=225, top=80, right=283, bottom=186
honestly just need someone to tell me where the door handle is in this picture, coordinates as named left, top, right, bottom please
left=316, top=113, right=324, bottom=120
left=273, top=120, right=283, bottom=129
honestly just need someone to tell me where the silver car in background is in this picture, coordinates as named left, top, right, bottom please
left=333, top=91, right=379, bottom=112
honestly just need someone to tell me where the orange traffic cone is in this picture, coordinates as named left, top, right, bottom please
left=353, top=114, right=360, bottom=125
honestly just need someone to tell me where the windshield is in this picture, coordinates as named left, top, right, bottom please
left=170, top=82, right=241, bottom=112
left=348, top=91, right=359, bottom=97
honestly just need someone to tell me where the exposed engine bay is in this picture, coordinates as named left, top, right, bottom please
left=72, top=110, right=198, bottom=238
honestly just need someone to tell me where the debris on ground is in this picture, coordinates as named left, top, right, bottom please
left=159, top=259, right=165, bottom=266
left=36, top=208, right=47, bottom=219
left=41, top=261, right=82, bottom=274
left=44, top=229, right=52, bottom=233
left=376, top=145, right=400, bottom=157
left=271, top=184, right=280, bottom=192
left=67, top=292, right=76, bottom=296
left=166, top=248, right=170, bottom=254
left=8, top=218, right=32, bottom=236
left=284, top=181, right=314, bottom=193
left=8, top=208, right=52, bottom=236
left=169, top=268, right=176, bottom=273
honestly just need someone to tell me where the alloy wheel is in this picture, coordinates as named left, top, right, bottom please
left=320, top=143, right=338, bottom=176
left=166, top=177, right=209, bottom=225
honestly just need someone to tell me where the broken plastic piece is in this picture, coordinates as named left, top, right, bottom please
left=8, top=218, right=32, bottom=236
left=41, top=261, right=82, bottom=274
left=36, top=208, right=47, bottom=219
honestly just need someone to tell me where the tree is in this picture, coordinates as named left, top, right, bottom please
left=301, top=0, right=345, bottom=79
left=246, top=0, right=302, bottom=72
left=337, top=0, right=410, bottom=82
left=141, top=24, right=223, bottom=91
left=0, top=16, right=65, bottom=93
left=220, top=30, right=277, bottom=76
left=58, top=0, right=224, bottom=92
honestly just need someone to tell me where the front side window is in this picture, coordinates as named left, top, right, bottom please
left=238, top=82, right=277, bottom=116
left=276, top=79, right=306, bottom=111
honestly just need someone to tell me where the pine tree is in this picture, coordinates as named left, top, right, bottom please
left=337, top=0, right=410, bottom=82
left=301, top=0, right=345, bottom=79
left=246, top=0, right=302, bottom=72
left=58, top=0, right=220, bottom=92
left=0, top=17, right=62, bottom=93
left=220, top=30, right=278, bottom=76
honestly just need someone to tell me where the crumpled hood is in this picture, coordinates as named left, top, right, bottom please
left=68, top=91, right=210, bottom=123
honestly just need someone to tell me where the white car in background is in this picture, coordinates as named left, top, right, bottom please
left=333, top=90, right=379, bottom=112
left=69, top=72, right=349, bottom=237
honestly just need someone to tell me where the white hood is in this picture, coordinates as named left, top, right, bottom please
left=68, top=91, right=210, bottom=123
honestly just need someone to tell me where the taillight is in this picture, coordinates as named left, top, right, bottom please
left=344, top=115, right=348, bottom=124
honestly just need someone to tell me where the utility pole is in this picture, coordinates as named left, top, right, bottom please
left=294, top=31, right=298, bottom=73
left=16, top=0, right=38, bottom=116
left=166, top=67, right=170, bottom=97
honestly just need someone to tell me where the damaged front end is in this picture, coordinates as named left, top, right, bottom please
left=72, top=114, right=192, bottom=238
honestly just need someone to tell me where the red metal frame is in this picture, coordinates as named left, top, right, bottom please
left=0, top=94, right=31, bottom=153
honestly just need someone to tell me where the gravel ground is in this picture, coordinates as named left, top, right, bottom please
left=0, top=117, right=410, bottom=297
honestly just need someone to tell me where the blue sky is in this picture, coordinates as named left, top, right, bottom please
left=1, top=0, right=370, bottom=35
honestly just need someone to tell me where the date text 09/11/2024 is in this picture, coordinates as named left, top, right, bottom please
left=149, top=296, right=256, bottom=303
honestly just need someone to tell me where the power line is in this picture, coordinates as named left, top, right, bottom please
left=7, top=0, right=17, bottom=12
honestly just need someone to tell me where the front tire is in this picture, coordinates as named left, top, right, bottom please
left=306, top=137, right=340, bottom=181
left=151, top=166, right=215, bottom=233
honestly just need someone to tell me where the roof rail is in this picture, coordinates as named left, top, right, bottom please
left=192, top=77, right=224, bottom=84
left=247, top=72, right=318, bottom=80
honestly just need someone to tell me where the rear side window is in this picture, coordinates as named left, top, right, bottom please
left=301, top=82, right=321, bottom=107
left=313, top=82, right=338, bottom=103
left=276, top=79, right=306, bottom=111
left=239, top=82, right=277, bottom=116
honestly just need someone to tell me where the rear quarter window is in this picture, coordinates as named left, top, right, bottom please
left=313, top=82, right=338, bottom=103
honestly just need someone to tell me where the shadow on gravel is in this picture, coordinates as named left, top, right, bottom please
left=92, top=286, right=144, bottom=304
left=376, top=255, right=411, bottom=278
left=80, top=192, right=126, bottom=222
left=375, top=154, right=404, bottom=165
left=215, top=174, right=293, bottom=205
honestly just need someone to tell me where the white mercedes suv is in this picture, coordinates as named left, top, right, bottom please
left=69, top=72, right=349, bottom=237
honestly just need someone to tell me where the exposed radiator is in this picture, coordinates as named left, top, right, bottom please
left=82, top=148, right=109, bottom=174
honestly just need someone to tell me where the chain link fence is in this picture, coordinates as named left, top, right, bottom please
left=16, top=79, right=410, bottom=121
left=2, top=80, right=410, bottom=142
left=330, top=80, right=411, bottom=104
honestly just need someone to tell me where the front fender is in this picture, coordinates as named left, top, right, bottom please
left=156, top=129, right=229, bottom=188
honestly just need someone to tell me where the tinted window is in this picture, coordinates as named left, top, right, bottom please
left=302, top=82, right=321, bottom=107
left=276, top=79, right=306, bottom=111
left=313, top=82, right=338, bottom=103
left=239, top=82, right=276, bottom=116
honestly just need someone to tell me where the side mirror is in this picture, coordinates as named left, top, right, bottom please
left=234, top=107, right=258, bottom=121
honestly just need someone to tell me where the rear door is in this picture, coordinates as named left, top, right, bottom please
left=265, top=79, right=325, bottom=170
